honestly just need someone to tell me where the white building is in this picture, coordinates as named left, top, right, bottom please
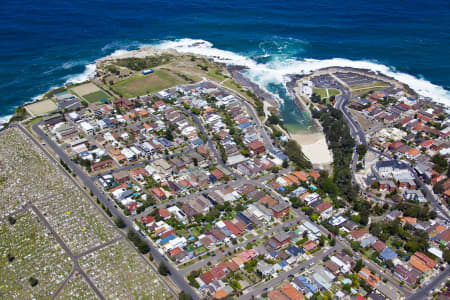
left=80, top=121, right=94, bottom=134
left=121, top=148, right=136, bottom=161
left=167, top=206, right=188, bottom=224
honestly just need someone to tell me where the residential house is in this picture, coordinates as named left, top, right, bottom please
left=272, top=202, right=290, bottom=218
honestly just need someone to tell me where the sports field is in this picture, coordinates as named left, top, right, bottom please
left=25, top=99, right=58, bottom=116
left=83, top=90, right=110, bottom=103
left=112, top=69, right=186, bottom=97
left=71, top=82, right=101, bottom=96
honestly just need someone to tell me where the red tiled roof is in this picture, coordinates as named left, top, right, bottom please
left=169, top=247, right=182, bottom=257
left=268, top=290, right=289, bottom=300
left=210, top=266, right=226, bottom=279
left=303, top=240, right=318, bottom=252
left=248, top=140, right=265, bottom=151
left=200, top=271, right=214, bottom=284
left=159, top=208, right=171, bottom=218
left=161, top=229, right=176, bottom=239
left=224, top=220, right=242, bottom=236
left=127, top=202, right=138, bottom=212
left=281, top=283, right=304, bottom=300
left=292, top=171, right=308, bottom=182
left=350, top=228, right=369, bottom=240
left=259, top=195, right=277, bottom=207
left=140, top=216, right=154, bottom=225
left=309, top=171, right=320, bottom=180
left=315, top=201, right=332, bottom=213
left=211, top=169, right=224, bottom=179
left=152, top=187, right=166, bottom=199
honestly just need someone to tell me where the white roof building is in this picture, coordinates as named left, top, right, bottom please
left=80, top=121, right=94, bottom=134
left=121, top=148, right=136, bottom=161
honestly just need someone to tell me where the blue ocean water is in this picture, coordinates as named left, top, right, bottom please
left=1, top=0, right=449, bottom=125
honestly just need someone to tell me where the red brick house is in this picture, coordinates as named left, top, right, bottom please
left=113, top=97, right=134, bottom=109
left=159, top=208, right=171, bottom=219
left=210, top=169, right=224, bottom=181
left=303, top=240, right=319, bottom=252
left=248, top=140, right=265, bottom=154
left=140, top=216, right=155, bottom=225
left=91, top=160, right=113, bottom=172
left=152, top=187, right=166, bottom=200
left=112, top=171, right=130, bottom=184
left=271, top=202, right=290, bottom=218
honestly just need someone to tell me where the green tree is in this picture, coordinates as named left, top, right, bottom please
left=267, top=114, right=281, bottom=125
left=354, top=259, right=364, bottom=273
left=386, top=259, right=395, bottom=270
left=432, top=154, right=447, bottom=173
left=114, top=217, right=126, bottom=228
left=284, top=140, right=312, bottom=169
left=179, top=291, right=192, bottom=300
left=7, top=216, right=16, bottom=225
left=29, top=277, right=39, bottom=287
left=319, top=235, right=326, bottom=247
left=357, top=144, right=368, bottom=160
left=158, top=262, right=169, bottom=276
left=351, top=241, right=361, bottom=252
left=444, top=249, right=450, bottom=263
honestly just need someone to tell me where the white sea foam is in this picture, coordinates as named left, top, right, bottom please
left=155, top=38, right=450, bottom=107
left=110, top=49, right=132, bottom=57
left=61, top=60, right=88, bottom=69
left=64, top=63, right=96, bottom=85
left=0, top=114, right=13, bottom=125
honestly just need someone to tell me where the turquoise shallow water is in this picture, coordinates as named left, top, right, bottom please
left=1, top=0, right=449, bottom=125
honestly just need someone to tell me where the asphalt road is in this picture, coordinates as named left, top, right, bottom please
left=22, top=79, right=447, bottom=299
left=95, top=148, right=192, bottom=178
left=28, top=123, right=198, bottom=299
left=331, top=83, right=449, bottom=298
left=239, top=244, right=343, bottom=300
left=181, top=213, right=306, bottom=275
left=407, top=267, right=450, bottom=300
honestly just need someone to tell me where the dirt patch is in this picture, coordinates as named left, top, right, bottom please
left=25, top=100, right=58, bottom=116
left=72, top=83, right=101, bottom=96
left=349, top=109, right=377, bottom=132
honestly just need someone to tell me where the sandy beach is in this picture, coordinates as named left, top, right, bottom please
left=291, top=131, right=333, bottom=167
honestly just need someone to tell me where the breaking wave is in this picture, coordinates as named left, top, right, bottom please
left=0, top=114, right=13, bottom=126
left=63, top=63, right=96, bottom=85
left=155, top=38, right=450, bottom=107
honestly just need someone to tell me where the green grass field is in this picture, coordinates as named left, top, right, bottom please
left=350, top=81, right=389, bottom=95
left=112, top=69, right=185, bottom=98
left=83, top=90, right=111, bottom=103
left=313, top=88, right=340, bottom=99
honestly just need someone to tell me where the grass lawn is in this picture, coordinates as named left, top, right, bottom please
left=207, top=68, right=228, bottom=82
left=328, top=88, right=340, bottom=97
left=191, top=228, right=200, bottom=237
left=323, top=196, right=332, bottom=203
left=313, top=88, right=340, bottom=100
left=82, top=90, right=110, bottom=103
left=112, top=69, right=186, bottom=97
left=245, top=233, right=255, bottom=240
left=350, top=81, right=389, bottom=95
left=194, top=246, right=208, bottom=256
